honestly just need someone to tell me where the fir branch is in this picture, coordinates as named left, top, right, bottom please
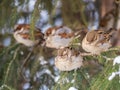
left=3, top=47, right=20, bottom=84
left=0, top=84, right=15, bottom=90
left=20, top=51, right=33, bottom=81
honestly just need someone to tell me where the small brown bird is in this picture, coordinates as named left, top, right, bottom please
left=13, top=24, right=44, bottom=47
left=55, top=47, right=83, bottom=71
left=100, top=0, right=120, bottom=30
left=82, top=29, right=115, bottom=54
left=45, top=26, right=74, bottom=49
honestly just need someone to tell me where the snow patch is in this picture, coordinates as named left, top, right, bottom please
left=68, top=87, right=78, bottom=90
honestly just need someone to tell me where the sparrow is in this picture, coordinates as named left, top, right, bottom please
left=13, top=24, right=44, bottom=47
left=55, top=47, right=83, bottom=71
left=45, top=26, right=74, bottom=49
left=100, top=0, right=120, bottom=30
left=82, top=29, right=115, bottom=55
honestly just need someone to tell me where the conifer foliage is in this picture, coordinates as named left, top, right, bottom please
left=0, top=0, right=120, bottom=90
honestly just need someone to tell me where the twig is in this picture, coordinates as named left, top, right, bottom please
left=106, top=47, right=120, bottom=52
left=101, top=56, right=114, bottom=61
left=3, top=47, right=20, bottom=84
left=21, top=51, right=33, bottom=68
left=80, top=53, right=94, bottom=56
left=69, top=34, right=82, bottom=46
left=20, top=51, right=33, bottom=80
left=0, top=84, right=15, bottom=90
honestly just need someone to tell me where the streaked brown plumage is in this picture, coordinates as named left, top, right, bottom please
left=13, top=24, right=44, bottom=47
left=45, top=26, right=74, bottom=49
left=82, top=29, right=116, bottom=54
left=55, top=47, right=83, bottom=71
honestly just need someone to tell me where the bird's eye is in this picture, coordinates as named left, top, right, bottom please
left=69, top=47, right=72, bottom=50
